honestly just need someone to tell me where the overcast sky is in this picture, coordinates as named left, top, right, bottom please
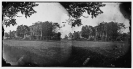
left=4, top=2, right=130, bottom=38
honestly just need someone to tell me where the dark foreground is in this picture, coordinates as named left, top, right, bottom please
left=2, top=40, right=131, bottom=67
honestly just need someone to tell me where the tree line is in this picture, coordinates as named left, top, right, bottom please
left=65, top=21, right=129, bottom=41
left=4, top=21, right=61, bottom=40
left=4, top=21, right=129, bottom=41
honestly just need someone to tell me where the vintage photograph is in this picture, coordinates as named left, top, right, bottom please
left=2, top=2, right=131, bottom=67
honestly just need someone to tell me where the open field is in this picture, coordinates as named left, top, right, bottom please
left=67, top=41, right=130, bottom=67
left=2, top=40, right=131, bottom=67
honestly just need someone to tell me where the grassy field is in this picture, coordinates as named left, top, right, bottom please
left=2, top=40, right=131, bottom=67
left=67, top=41, right=130, bottom=67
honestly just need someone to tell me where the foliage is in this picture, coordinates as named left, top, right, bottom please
left=30, top=21, right=61, bottom=40
left=73, top=31, right=80, bottom=40
left=2, top=2, right=38, bottom=27
left=9, top=30, right=16, bottom=39
left=30, top=21, right=43, bottom=36
left=68, top=32, right=73, bottom=39
left=41, top=21, right=53, bottom=37
left=16, top=25, right=30, bottom=38
left=80, top=21, right=126, bottom=41
left=4, top=32, right=9, bottom=37
left=64, top=35, right=68, bottom=39
left=60, top=2, right=105, bottom=19
left=2, top=2, right=106, bottom=27
left=52, top=32, right=61, bottom=40
left=81, top=25, right=90, bottom=38
left=72, top=19, right=82, bottom=27
left=60, top=2, right=105, bottom=27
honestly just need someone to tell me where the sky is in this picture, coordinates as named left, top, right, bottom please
left=3, top=2, right=130, bottom=38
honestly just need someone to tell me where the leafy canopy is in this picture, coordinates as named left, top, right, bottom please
left=3, top=2, right=105, bottom=27
left=60, top=2, right=105, bottom=27
left=2, top=2, right=38, bottom=27
left=16, top=25, right=30, bottom=38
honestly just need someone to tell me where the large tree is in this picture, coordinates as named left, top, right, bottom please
left=81, top=25, right=95, bottom=40
left=81, top=25, right=90, bottom=39
left=30, top=21, right=60, bottom=40
left=30, top=21, right=43, bottom=40
left=73, top=31, right=80, bottom=40
left=80, top=21, right=125, bottom=41
left=3, top=2, right=105, bottom=27
left=60, top=2, right=105, bottom=27
left=2, top=2, right=38, bottom=27
left=41, top=21, right=54, bottom=40
left=95, top=22, right=125, bottom=41
left=16, top=25, right=30, bottom=38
